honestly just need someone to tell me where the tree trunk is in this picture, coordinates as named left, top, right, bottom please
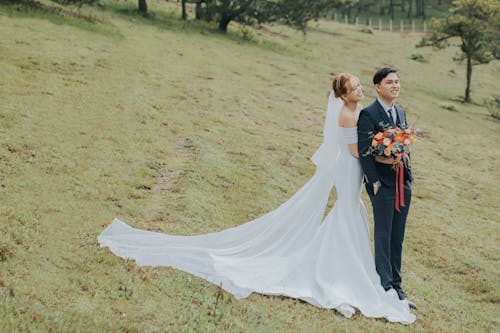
left=195, top=1, right=201, bottom=20
left=218, top=15, right=231, bottom=32
left=407, top=0, right=412, bottom=18
left=465, top=54, right=472, bottom=103
left=181, top=0, right=187, bottom=20
left=205, top=0, right=214, bottom=21
left=421, top=0, right=425, bottom=20
left=389, top=0, right=394, bottom=20
left=138, top=0, right=147, bottom=13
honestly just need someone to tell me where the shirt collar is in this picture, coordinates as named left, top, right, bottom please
left=377, top=97, right=394, bottom=112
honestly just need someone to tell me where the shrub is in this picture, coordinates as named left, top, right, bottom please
left=439, top=102, right=458, bottom=112
left=239, top=26, right=255, bottom=41
left=409, top=53, right=426, bottom=63
left=359, top=27, right=373, bottom=34
left=484, top=96, right=500, bottom=120
left=0, top=242, right=14, bottom=262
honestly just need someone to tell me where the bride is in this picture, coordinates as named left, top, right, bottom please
left=98, top=73, right=416, bottom=324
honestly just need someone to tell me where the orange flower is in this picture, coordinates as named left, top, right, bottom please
left=372, top=139, right=379, bottom=146
left=383, top=138, right=391, bottom=146
left=394, top=135, right=404, bottom=142
left=384, top=147, right=392, bottom=156
left=374, top=132, right=384, bottom=140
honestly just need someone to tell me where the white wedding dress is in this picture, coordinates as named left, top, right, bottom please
left=98, top=93, right=416, bottom=324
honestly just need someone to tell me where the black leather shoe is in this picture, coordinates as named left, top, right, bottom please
left=405, top=298, right=417, bottom=309
left=395, top=288, right=406, bottom=300
left=395, top=289, right=417, bottom=309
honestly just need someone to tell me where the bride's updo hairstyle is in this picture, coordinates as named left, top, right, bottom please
left=332, top=73, right=353, bottom=99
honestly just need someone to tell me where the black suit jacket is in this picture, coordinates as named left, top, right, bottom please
left=357, top=99, right=413, bottom=188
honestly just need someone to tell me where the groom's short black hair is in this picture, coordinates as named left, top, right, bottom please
left=373, top=67, right=398, bottom=85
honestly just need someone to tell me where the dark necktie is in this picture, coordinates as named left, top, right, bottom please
left=387, top=108, right=396, bottom=125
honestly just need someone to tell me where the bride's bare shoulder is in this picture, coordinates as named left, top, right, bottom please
left=338, top=107, right=357, bottom=128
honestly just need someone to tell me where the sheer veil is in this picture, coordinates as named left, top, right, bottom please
left=311, top=91, right=344, bottom=187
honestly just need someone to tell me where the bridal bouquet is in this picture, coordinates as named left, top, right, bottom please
left=367, top=125, right=416, bottom=158
left=365, top=124, right=417, bottom=212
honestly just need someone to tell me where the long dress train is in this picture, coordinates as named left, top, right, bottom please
left=98, top=94, right=416, bottom=324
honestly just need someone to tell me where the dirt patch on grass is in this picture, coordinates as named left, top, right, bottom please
left=148, top=169, right=184, bottom=194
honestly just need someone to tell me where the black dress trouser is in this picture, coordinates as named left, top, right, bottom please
left=366, top=181, right=412, bottom=292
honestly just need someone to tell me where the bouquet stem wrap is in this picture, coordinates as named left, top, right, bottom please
left=394, top=161, right=406, bottom=212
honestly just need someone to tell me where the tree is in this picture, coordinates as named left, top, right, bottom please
left=193, top=0, right=332, bottom=33
left=269, top=0, right=334, bottom=32
left=418, top=0, right=500, bottom=102
left=194, top=0, right=215, bottom=21
left=138, top=0, right=147, bottom=14
left=417, top=0, right=425, bottom=19
left=216, top=0, right=254, bottom=32
left=181, top=0, right=187, bottom=20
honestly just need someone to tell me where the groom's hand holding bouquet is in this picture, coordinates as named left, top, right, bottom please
left=365, top=123, right=417, bottom=211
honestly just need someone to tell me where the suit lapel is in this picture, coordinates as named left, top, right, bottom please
left=393, top=105, right=411, bottom=171
left=394, top=105, right=405, bottom=128
left=374, top=99, right=393, bottom=128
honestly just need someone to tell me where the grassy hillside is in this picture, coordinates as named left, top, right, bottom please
left=0, top=0, right=499, bottom=331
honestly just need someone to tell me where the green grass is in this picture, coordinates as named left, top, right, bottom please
left=0, top=0, right=123, bottom=39
left=1, top=0, right=499, bottom=331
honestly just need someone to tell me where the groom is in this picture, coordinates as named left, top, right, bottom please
left=357, top=67, right=416, bottom=309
